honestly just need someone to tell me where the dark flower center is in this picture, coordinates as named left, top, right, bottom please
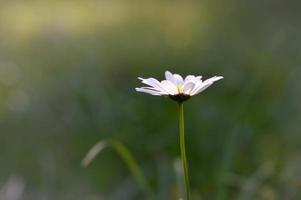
left=169, top=94, right=191, bottom=103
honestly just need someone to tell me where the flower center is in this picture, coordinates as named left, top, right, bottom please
left=177, top=85, right=182, bottom=93
left=169, top=94, right=190, bottom=103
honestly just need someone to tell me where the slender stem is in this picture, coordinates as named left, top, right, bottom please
left=179, top=103, right=190, bottom=200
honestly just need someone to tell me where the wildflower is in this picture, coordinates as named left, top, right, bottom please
left=135, top=71, right=223, bottom=102
left=136, top=70, right=223, bottom=200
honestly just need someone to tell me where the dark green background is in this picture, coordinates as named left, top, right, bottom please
left=0, top=0, right=300, bottom=199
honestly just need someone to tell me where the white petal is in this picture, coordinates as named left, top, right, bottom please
left=195, top=75, right=202, bottom=80
left=139, top=86, right=163, bottom=92
left=161, top=80, right=178, bottom=95
left=138, top=77, right=167, bottom=93
left=135, top=88, right=164, bottom=96
left=173, top=74, right=184, bottom=85
left=190, top=82, right=213, bottom=95
left=184, top=75, right=195, bottom=82
left=190, top=80, right=203, bottom=93
left=204, top=76, right=223, bottom=83
left=181, top=81, right=195, bottom=95
left=190, top=76, right=223, bottom=95
left=165, top=71, right=176, bottom=85
left=184, top=75, right=202, bottom=84
left=194, top=79, right=203, bottom=85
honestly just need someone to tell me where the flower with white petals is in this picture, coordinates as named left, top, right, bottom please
left=135, top=71, right=223, bottom=102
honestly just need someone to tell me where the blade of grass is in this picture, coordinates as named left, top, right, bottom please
left=81, top=139, right=153, bottom=198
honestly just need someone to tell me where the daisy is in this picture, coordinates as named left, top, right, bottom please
left=135, top=71, right=223, bottom=102
left=136, top=70, right=223, bottom=200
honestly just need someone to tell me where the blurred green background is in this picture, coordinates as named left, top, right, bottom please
left=0, top=0, right=300, bottom=199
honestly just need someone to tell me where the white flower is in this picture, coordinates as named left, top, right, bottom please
left=135, top=71, right=223, bottom=102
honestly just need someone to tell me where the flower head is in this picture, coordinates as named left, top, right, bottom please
left=135, top=71, right=223, bottom=102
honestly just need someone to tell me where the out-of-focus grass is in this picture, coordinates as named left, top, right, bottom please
left=0, top=0, right=301, bottom=199
left=81, top=139, right=153, bottom=198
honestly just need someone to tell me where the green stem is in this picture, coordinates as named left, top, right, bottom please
left=179, top=103, right=190, bottom=200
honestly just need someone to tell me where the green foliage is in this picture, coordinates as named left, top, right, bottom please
left=0, top=0, right=301, bottom=199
